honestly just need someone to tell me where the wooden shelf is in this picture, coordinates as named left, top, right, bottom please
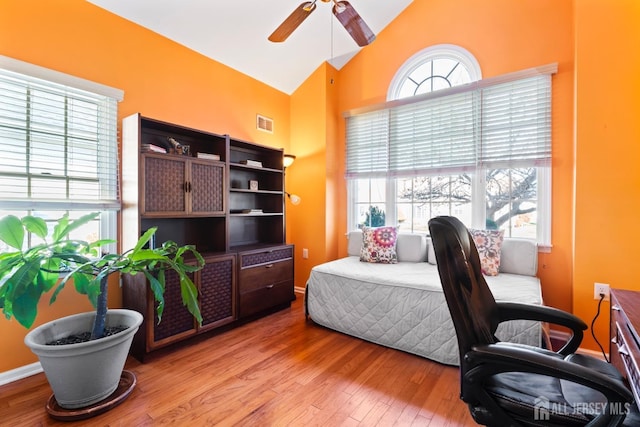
left=229, top=212, right=283, bottom=217
left=230, top=188, right=282, bottom=195
left=229, top=162, right=282, bottom=174
left=121, top=113, right=294, bottom=361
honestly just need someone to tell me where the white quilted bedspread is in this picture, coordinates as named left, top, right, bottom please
left=306, top=256, right=542, bottom=366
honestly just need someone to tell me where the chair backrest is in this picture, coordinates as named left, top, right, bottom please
left=428, top=216, right=500, bottom=367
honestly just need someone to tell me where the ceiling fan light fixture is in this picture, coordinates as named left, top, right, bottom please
left=303, top=1, right=317, bottom=12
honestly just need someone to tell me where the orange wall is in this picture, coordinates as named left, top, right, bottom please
left=0, top=0, right=290, bottom=372
left=574, top=1, right=640, bottom=347
left=288, top=63, right=340, bottom=288
left=335, top=0, right=575, bottom=316
left=2, top=0, right=637, bottom=374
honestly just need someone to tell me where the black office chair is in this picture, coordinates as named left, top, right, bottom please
left=428, top=216, right=637, bottom=426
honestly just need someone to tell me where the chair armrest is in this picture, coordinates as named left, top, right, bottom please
left=496, top=302, right=586, bottom=355
left=465, top=343, right=633, bottom=424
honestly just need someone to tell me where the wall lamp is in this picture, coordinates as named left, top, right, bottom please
left=286, top=192, right=302, bottom=205
left=283, top=154, right=296, bottom=169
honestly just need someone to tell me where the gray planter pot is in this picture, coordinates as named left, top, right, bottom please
left=24, top=309, right=143, bottom=409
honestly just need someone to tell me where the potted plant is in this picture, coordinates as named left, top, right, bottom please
left=0, top=212, right=204, bottom=413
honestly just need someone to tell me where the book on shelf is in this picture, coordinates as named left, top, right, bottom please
left=239, top=159, right=263, bottom=168
left=196, top=152, right=221, bottom=160
left=231, top=209, right=264, bottom=214
left=141, top=143, right=167, bottom=153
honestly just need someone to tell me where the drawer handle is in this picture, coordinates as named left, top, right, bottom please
left=265, top=264, right=274, bottom=268
left=266, top=284, right=275, bottom=289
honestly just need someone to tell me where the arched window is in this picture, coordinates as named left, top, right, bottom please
left=347, top=45, right=552, bottom=246
left=387, top=44, right=481, bottom=100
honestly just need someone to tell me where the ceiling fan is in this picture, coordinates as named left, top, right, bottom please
left=268, top=0, right=376, bottom=47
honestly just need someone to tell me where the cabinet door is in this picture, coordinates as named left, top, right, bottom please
left=150, top=268, right=197, bottom=349
left=199, top=255, right=236, bottom=331
left=190, top=160, right=225, bottom=215
left=142, top=154, right=187, bottom=215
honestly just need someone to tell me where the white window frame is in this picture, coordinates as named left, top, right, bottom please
left=347, top=46, right=554, bottom=247
left=0, top=55, right=123, bottom=251
left=387, top=44, right=482, bottom=100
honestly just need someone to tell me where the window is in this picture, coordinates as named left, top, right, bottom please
left=387, top=44, right=481, bottom=99
left=0, top=56, right=123, bottom=252
left=347, top=46, right=554, bottom=246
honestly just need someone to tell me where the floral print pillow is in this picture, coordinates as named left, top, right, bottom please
left=469, top=229, right=504, bottom=276
left=360, top=226, right=399, bottom=264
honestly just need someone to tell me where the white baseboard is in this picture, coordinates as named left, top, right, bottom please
left=549, top=329, right=608, bottom=361
left=0, top=362, right=42, bottom=387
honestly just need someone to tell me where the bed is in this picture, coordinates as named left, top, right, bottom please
left=305, top=231, right=543, bottom=366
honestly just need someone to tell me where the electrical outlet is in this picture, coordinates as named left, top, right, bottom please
left=302, top=248, right=309, bottom=259
left=594, top=282, right=610, bottom=301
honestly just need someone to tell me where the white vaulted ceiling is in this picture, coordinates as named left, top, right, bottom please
left=87, top=0, right=414, bottom=95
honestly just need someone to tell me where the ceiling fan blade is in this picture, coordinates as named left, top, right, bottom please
left=333, top=1, right=376, bottom=47
left=268, top=2, right=317, bottom=43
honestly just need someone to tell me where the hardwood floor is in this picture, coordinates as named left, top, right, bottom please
left=0, top=295, right=477, bottom=426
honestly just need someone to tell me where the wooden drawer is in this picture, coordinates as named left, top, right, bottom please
left=239, top=259, right=292, bottom=294
left=239, top=246, right=293, bottom=268
left=239, top=280, right=294, bottom=317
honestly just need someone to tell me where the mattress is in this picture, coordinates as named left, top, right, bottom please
left=305, top=256, right=543, bottom=366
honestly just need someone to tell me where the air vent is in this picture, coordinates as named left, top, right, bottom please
left=256, top=114, right=274, bottom=133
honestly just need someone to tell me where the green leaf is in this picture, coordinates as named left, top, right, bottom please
left=52, top=213, right=70, bottom=242
left=88, top=239, right=116, bottom=251
left=52, top=212, right=99, bottom=242
left=180, top=275, right=202, bottom=325
left=3, top=260, right=43, bottom=328
left=181, top=264, right=202, bottom=273
left=72, top=272, right=91, bottom=295
left=56, top=253, right=93, bottom=265
left=129, top=250, right=166, bottom=262
left=37, top=258, right=62, bottom=292
left=22, top=216, right=48, bottom=240
left=4, top=260, right=41, bottom=301
left=12, top=284, right=43, bottom=329
left=0, top=215, right=24, bottom=250
left=176, top=244, right=205, bottom=268
left=49, top=271, right=77, bottom=305
left=49, top=278, right=67, bottom=305
left=144, top=270, right=165, bottom=322
left=0, top=252, right=22, bottom=281
left=134, top=227, right=157, bottom=253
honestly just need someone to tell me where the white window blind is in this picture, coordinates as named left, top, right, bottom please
left=389, top=90, right=478, bottom=177
left=345, top=109, right=389, bottom=178
left=345, top=64, right=555, bottom=178
left=0, top=66, right=121, bottom=211
left=480, top=75, right=551, bottom=168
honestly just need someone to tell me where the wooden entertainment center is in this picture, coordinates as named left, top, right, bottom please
left=121, top=113, right=294, bottom=360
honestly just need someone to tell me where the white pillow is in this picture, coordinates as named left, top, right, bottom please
left=347, top=230, right=363, bottom=256
left=499, top=238, right=538, bottom=276
left=396, top=233, right=427, bottom=262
